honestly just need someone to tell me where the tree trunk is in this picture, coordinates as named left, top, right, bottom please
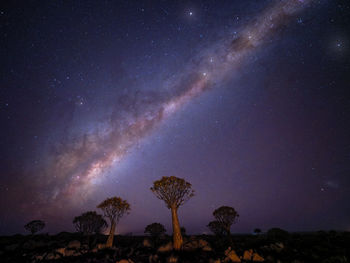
left=171, top=207, right=183, bottom=250
left=106, top=220, right=116, bottom=248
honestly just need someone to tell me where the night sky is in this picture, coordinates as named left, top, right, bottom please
left=1, top=0, right=349, bottom=235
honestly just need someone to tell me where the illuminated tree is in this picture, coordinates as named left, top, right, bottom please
left=151, top=176, right=194, bottom=250
left=73, top=211, right=107, bottom=235
left=24, top=220, right=45, bottom=235
left=97, top=197, right=130, bottom=247
left=207, top=220, right=226, bottom=236
left=144, top=222, right=166, bottom=238
left=213, top=206, right=239, bottom=236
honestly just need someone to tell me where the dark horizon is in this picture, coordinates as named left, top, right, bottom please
left=1, top=0, right=349, bottom=236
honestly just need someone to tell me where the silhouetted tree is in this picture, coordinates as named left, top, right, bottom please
left=97, top=197, right=130, bottom=247
left=180, top=226, right=186, bottom=236
left=213, top=206, right=239, bottom=236
left=151, top=176, right=195, bottom=250
left=73, top=211, right=107, bottom=235
left=254, top=228, right=262, bottom=235
left=207, top=220, right=226, bottom=236
left=24, top=220, right=45, bottom=235
left=144, top=223, right=166, bottom=238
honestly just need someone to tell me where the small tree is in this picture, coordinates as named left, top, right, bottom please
left=213, top=206, right=239, bottom=236
left=24, top=220, right=45, bottom=235
left=97, top=197, right=130, bottom=247
left=254, top=228, right=262, bottom=235
left=73, top=211, right=107, bottom=235
left=207, top=220, right=226, bottom=236
left=180, top=226, right=186, bottom=237
left=151, top=176, right=195, bottom=250
left=144, top=223, right=166, bottom=238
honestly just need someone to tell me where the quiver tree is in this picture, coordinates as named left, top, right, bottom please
left=207, top=220, right=226, bottom=236
left=24, top=220, right=45, bottom=235
left=213, top=206, right=239, bottom=236
left=254, top=228, right=262, bottom=235
left=150, top=176, right=194, bottom=250
left=73, top=211, right=107, bottom=235
left=144, top=222, right=166, bottom=238
left=97, top=197, right=130, bottom=247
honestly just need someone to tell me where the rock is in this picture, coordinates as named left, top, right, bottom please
left=167, top=254, right=178, bottom=263
left=45, top=253, right=60, bottom=260
left=55, top=247, right=66, bottom=256
left=5, top=244, right=18, bottom=251
left=67, top=240, right=81, bottom=249
left=143, top=238, right=152, bottom=247
left=149, top=254, right=159, bottom=263
left=243, top=249, right=254, bottom=260
left=157, top=242, right=173, bottom=252
left=198, top=239, right=209, bottom=247
left=97, top=243, right=106, bottom=250
left=224, top=247, right=241, bottom=262
left=252, top=252, right=264, bottom=262
left=34, top=254, right=44, bottom=261
left=183, top=240, right=197, bottom=251
left=203, top=245, right=212, bottom=251
left=65, top=249, right=75, bottom=257
left=209, top=259, right=221, bottom=263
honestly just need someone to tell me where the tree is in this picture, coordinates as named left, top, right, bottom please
left=213, top=206, right=239, bottom=236
left=24, top=220, right=45, bottom=235
left=73, top=211, right=107, bottom=235
left=97, top=197, right=130, bottom=247
left=144, top=222, right=166, bottom=238
left=151, top=176, right=195, bottom=250
left=207, top=220, right=226, bottom=236
left=180, top=226, right=186, bottom=237
left=254, top=228, right=262, bottom=235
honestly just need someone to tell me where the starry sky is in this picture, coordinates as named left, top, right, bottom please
left=0, top=0, right=349, bottom=235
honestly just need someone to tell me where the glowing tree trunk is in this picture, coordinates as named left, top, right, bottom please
left=171, top=207, right=183, bottom=250
left=106, top=220, right=116, bottom=247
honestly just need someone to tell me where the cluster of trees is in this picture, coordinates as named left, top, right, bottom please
left=24, top=176, right=240, bottom=251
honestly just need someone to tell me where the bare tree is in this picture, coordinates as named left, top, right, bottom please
left=24, top=220, right=45, bottom=235
left=213, top=206, right=239, bottom=236
left=97, top=197, right=130, bottom=247
left=150, top=176, right=194, bottom=250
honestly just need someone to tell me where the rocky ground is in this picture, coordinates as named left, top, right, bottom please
left=0, top=231, right=349, bottom=262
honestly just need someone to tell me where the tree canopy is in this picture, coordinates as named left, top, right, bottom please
left=97, top=197, right=130, bottom=223
left=150, top=176, right=195, bottom=209
left=213, top=206, right=239, bottom=235
left=24, top=220, right=45, bottom=235
left=73, top=211, right=107, bottom=235
left=144, top=222, right=166, bottom=237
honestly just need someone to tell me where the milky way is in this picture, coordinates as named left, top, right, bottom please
left=20, top=0, right=314, bottom=218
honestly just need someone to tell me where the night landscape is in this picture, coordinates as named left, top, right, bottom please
left=0, top=0, right=349, bottom=262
